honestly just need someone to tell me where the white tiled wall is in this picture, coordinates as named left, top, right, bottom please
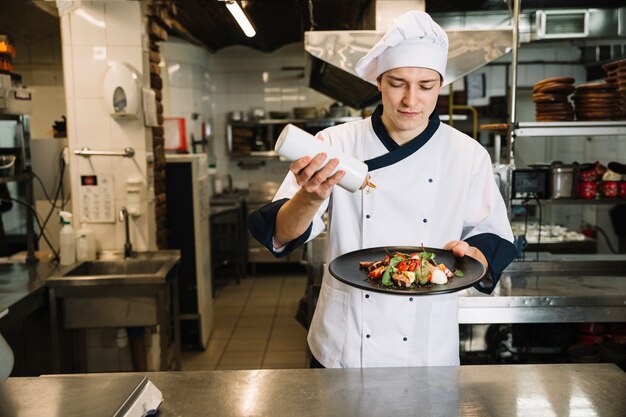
left=209, top=43, right=340, bottom=188
left=160, top=39, right=214, bottom=161
left=60, top=1, right=155, bottom=253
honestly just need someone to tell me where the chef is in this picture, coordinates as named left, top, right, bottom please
left=248, top=11, right=516, bottom=368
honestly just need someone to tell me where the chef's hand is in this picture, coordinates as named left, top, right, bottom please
left=290, top=153, right=345, bottom=201
left=443, top=240, right=488, bottom=269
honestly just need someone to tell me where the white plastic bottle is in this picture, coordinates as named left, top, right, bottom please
left=76, top=223, right=96, bottom=262
left=59, top=211, right=76, bottom=266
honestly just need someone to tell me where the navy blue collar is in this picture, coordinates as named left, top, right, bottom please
left=365, top=104, right=440, bottom=172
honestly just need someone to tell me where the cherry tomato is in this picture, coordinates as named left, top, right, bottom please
left=368, top=266, right=385, bottom=279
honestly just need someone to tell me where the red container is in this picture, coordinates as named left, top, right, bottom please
left=620, top=182, right=626, bottom=199
left=578, top=181, right=597, bottom=199
left=579, top=169, right=598, bottom=182
left=577, top=333, right=604, bottom=345
left=602, top=181, right=619, bottom=198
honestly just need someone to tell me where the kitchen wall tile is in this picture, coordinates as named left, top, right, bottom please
left=104, top=1, right=142, bottom=46
left=109, top=116, right=147, bottom=151
left=70, top=3, right=107, bottom=47
left=52, top=37, right=63, bottom=65
left=65, top=97, right=77, bottom=142
left=18, top=69, right=33, bottom=86
left=60, top=15, right=72, bottom=46
left=490, top=66, right=507, bottom=96
left=106, top=46, right=143, bottom=76
left=542, top=64, right=562, bottom=81
left=226, top=93, right=249, bottom=113
left=29, top=85, right=67, bottom=139
left=202, top=70, right=214, bottom=91
left=12, top=41, right=30, bottom=65
left=85, top=223, right=117, bottom=252
left=572, top=66, right=586, bottom=84
left=212, top=73, right=228, bottom=94
left=192, top=65, right=205, bottom=91
left=61, top=44, right=75, bottom=98
left=31, top=69, right=59, bottom=86
left=244, top=71, right=266, bottom=93
left=516, top=65, right=528, bottom=87
left=72, top=46, right=108, bottom=98
left=245, top=93, right=264, bottom=109
left=74, top=98, right=111, bottom=148
left=167, top=61, right=194, bottom=88
left=527, top=64, right=544, bottom=87
left=29, top=38, right=55, bottom=65
left=169, top=87, right=195, bottom=115
left=111, top=149, right=148, bottom=200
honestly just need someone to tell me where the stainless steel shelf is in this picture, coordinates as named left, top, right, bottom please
left=514, top=121, right=626, bottom=137
left=511, top=198, right=625, bottom=205
left=230, top=117, right=362, bottom=125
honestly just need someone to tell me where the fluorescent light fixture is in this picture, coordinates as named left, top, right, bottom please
left=225, top=0, right=256, bottom=37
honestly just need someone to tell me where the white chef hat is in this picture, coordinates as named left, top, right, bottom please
left=355, top=11, right=448, bottom=83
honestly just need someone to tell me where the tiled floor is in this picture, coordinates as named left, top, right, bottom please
left=182, top=268, right=309, bottom=370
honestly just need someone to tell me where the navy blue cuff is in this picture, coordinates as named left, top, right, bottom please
left=465, top=233, right=517, bottom=294
left=247, top=198, right=313, bottom=258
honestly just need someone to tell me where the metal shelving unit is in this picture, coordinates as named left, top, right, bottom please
left=512, top=198, right=624, bottom=205
left=0, top=112, right=36, bottom=264
left=514, top=121, right=626, bottom=138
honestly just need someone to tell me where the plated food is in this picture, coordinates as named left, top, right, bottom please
left=359, top=249, right=464, bottom=289
left=329, top=246, right=486, bottom=296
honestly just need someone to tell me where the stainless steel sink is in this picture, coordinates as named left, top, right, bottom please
left=48, top=250, right=181, bottom=286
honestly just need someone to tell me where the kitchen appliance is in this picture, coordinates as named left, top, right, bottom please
left=165, top=154, right=213, bottom=349
left=304, top=0, right=512, bottom=109
left=512, top=169, right=550, bottom=199
left=551, top=164, right=575, bottom=199
left=0, top=155, right=15, bottom=177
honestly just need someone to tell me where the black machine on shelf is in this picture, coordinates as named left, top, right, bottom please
left=512, top=169, right=550, bottom=200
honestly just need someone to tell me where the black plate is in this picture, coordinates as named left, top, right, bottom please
left=329, top=246, right=487, bottom=296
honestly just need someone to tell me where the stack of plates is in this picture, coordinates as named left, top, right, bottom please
left=601, top=58, right=626, bottom=120
left=532, top=77, right=575, bottom=122
left=572, top=83, right=621, bottom=121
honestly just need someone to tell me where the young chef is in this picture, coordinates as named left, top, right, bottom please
left=248, top=11, right=517, bottom=368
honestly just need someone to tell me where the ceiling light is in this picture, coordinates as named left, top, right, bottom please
left=224, top=0, right=256, bottom=38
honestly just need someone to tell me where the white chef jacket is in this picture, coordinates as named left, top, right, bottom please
left=253, top=108, right=514, bottom=368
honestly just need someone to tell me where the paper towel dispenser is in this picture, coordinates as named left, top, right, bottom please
left=103, top=62, right=141, bottom=120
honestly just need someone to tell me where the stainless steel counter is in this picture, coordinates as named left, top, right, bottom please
left=2, top=364, right=625, bottom=416
left=459, top=253, right=626, bottom=324
left=0, top=262, right=59, bottom=318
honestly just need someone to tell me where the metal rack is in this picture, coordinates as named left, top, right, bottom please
left=0, top=113, right=36, bottom=264
left=514, top=121, right=626, bottom=138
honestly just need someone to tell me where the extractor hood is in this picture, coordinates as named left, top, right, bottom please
left=305, top=28, right=513, bottom=109
left=304, top=0, right=513, bottom=109
left=305, top=1, right=625, bottom=109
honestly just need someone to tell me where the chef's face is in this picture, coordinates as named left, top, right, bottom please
left=377, top=67, right=442, bottom=143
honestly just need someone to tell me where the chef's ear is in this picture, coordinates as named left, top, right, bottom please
left=376, top=74, right=383, bottom=91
